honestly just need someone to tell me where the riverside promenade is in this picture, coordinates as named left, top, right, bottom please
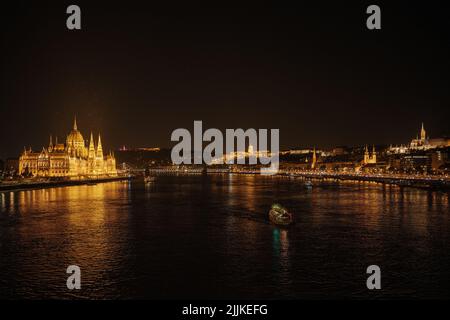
left=285, top=171, right=450, bottom=189
left=0, top=175, right=131, bottom=192
left=146, top=166, right=450, bottom=189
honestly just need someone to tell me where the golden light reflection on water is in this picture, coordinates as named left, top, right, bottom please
left=1, top=192, right=5, bottom=212
left=271, top=228, right=292, bottom=292
left=306, top=179, right=450, bottom=236
left=225, top=174, right=259, bottom=212
left=1, top=177, right=449, bottom=299
left=1, top=182, right=132, bottom=298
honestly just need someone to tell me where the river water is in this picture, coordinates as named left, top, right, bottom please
left=0, top=175, right=449, bottom=299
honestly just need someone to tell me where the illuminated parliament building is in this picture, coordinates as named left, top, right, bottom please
left=19, top=118, right=117, bottom=177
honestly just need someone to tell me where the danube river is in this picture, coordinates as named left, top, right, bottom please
left=0, top=175, right=449, bottom=299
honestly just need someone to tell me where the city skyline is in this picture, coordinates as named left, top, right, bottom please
left=4, top=117, right=448, bottom=180
left=2, top=117, right=448, bottom=158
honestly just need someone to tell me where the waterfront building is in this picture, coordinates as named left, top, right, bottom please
left=430, top=150, right=448, bottom=173
left=363, top=145, right=377, bottom=164
left=18, top=118, right=117, bottom=177
left=401, top=154, right=431, bottom=173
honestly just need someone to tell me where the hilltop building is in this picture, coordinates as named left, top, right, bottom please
left=410, top=122, right=429, bottom=149
left=390, top=123, right=450, bottom=154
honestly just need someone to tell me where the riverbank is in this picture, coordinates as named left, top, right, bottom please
left=147, top=167, right=450, bottom=190
left=0, top=175, right=131, bottom=192
left=284, top=172, right=450, bottom=190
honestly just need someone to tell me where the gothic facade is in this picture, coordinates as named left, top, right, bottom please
left=19, top=118, right=117, bottom=177
left=410, top=122, right=428, bottom=149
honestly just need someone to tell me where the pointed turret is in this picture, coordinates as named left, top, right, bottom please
left=49, top=135, right=53, bottom=152
left=73, top=116, right=78, bottom=131
left=420, top=122, right=426, bottom=141
left=88, top=132, right=96, bottom=159
left=311, top=147, right=317, bottom=169
left=371, top=145, right=377, bottom=163
left=96, top=134, right=104, bottom=158
left=363, top=145, right=370, bottom=164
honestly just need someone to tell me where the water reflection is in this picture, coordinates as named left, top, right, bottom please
left=0, top=177, right=449, bottom=299
left=0, top=192, right=5, bottom=212
left=272, top=229, right=290, bottom=266
left=0, top=181, right=132, bottom=298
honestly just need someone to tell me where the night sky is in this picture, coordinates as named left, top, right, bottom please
left=1, top=1, right=449, bottom=159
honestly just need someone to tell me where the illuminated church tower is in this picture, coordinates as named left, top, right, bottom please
left=410, top=122, right=429, bottom=149
left=363, top=145, right=370, bottom=164
left=371, top=145, right=376, bottom=163
left=420, top=122, right=426, bottom=141
left=311, top=147, right=317, bottom=169
left=363, top=145, right=376, bottom=164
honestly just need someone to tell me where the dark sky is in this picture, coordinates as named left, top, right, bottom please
left=1, top=1, right=449, bottom=159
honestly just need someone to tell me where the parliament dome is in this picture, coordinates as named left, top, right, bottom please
left=66, top=117, right=85, bottom=148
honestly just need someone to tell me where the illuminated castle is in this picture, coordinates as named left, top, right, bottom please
left=19, top=118, right=117, bottom=177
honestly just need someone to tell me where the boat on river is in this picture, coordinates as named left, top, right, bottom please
left=269, top=203, right=294, bottom=226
